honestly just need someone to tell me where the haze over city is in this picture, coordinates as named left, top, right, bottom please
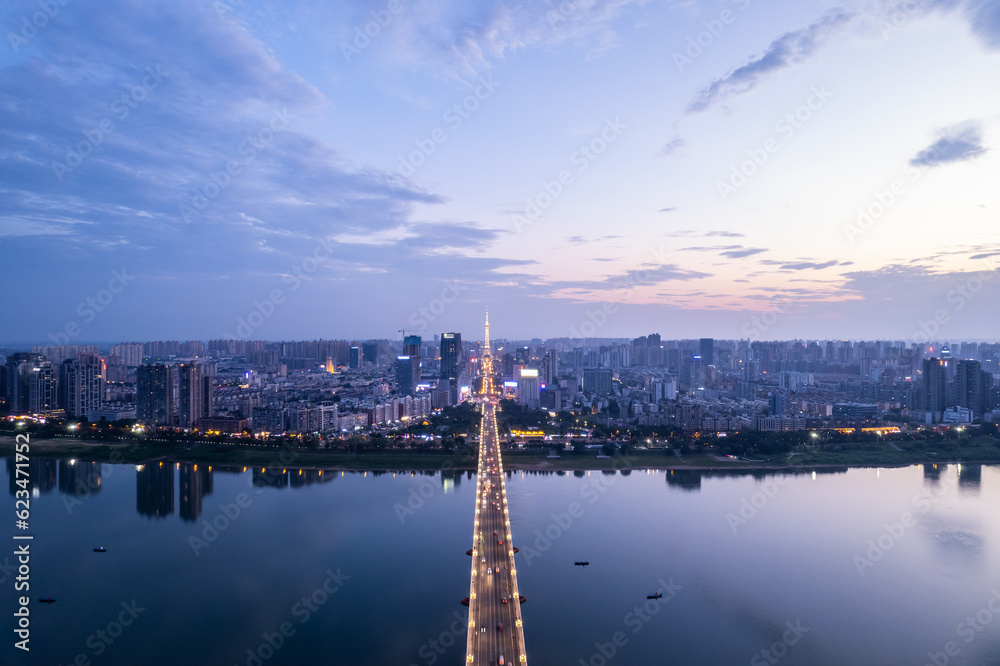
left=2, top=0, right=999, bottom=343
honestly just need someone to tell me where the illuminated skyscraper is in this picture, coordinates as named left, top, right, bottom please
left=440, top=332, right=463, bottom=405
left=137, top=364, right=176, bottom=427
left=59, top=353, right=103, bottom=419
left=922, top=357, right=947, bottom=422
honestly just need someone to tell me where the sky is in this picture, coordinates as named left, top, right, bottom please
left=1, top=0, right=999, bottom=344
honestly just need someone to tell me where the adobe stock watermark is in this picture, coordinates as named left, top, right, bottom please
left=340, top=0, right=404, bottom=61
left=396, top=75, right=501, bottom=178
left=52, top=65, right=166, bottom=182
left=7, top=0, right=72, bottom=53
left=179, top=108, right=293, bottom=223
left=62, top=441, right=147, bottom=515
left=853, top=478, right=950, bottom=575
left=225, top=234, right=338, bottom=340
left=740, top=293, right=795, bottom=341
left=189, top=451, right=301, bottom=556
left=511, top=117, right=626, bottom=233
left=577, top=578, right=682, bottom=666
left=406, top=281, right=465, bottom=332
left=521, top=460, right=629, bottom=566
left=907, top=257, right=998, bottom=345
left=749, top=620, right=810, bottom=665
left=725, top=474, right=789, bottom=534
left=842, top=126, right=975, bottom=243
left=874, top=0, right=930, bottom=39
left=923, top=589, right=1000, bottom=666
left=408, top=611, right=468, bottom=666
left=568, top=243, right=675, bottom=338
left=55, top=599, right=145, bottom=665
left=394, top=456, right=475, bottom=524
left=717, top=86, right=832, bottom=201
left=235, top=567, right=350, bottom=666
left=48, top=268, right=135, bottom=345
left=672, top=0, right=752, bottom=72
left=213, top=0, right=243, bottom=21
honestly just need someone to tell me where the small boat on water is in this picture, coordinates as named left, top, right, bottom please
left=647, top=593, right=663, bottom=599
left=38, top=597, right=56, bottom=604
left=574, top=561, right=589, bottom=566
left=94, top=547, right=107, bottom=553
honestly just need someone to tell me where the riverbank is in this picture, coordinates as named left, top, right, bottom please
left=3, top=436, right=999, bottom=472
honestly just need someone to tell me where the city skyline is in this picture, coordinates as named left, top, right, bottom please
left=3, top=0, right=999, bottom=341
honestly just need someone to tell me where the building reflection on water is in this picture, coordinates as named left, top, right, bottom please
left=923, top=463, right=945, bottom=484
left=666, top=469, right=702, bottom=491
left=137, top=462, right=174, bottom=519
left=179, top=462, right=214, bottom=522
left=58, top=460, right=103, bottom=498
left=7, top=458, right=57, bottom=496
left=4, top=459, right=991, bottom=522
left=958, top=463, right=981, bottom=492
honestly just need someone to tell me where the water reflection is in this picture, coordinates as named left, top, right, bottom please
left=59, top=460, right=102, bottom=498
left=290, top=468, right=334, bottom=488
left=958, top=463, right=981, bottom=492
left=179, top=462, right=213, bottom=522
left=664, top=467, right=849, bottom=493
left=0, top=458, right=994, bottom=527
left=137, top=462, right=174, bottom=518
left=666, top=469, right=702, bottom=491
left=253, top=467, right=289, bottom=488
left=923, top=463, right=945, bottom=484
left=6, top=457, right=57, bottom=495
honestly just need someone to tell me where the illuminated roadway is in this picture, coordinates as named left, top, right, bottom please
left=466, top=349, right=527, bottom=666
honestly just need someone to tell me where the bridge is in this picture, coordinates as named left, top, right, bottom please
left=465, top=311, right=527, bottom=665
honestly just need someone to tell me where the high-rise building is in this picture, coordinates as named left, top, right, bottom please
left=27, top=359, right=57, bottom=416
left=403, top=335, right=422, bottom=390
left=583, top=368, right=613, bottom=396
left=396, top=355, right=418, bottom=395
left=700, top=338, right=714, bottom=366
left=6, top=352, right=49, bottom=415
left=137, top=364, right=176, bottom=427
left=440, top=332, right=463, bottom=405
left=516, top=368, right=540, bottom=409
left=178, top=363, right=206, bottom=428
left=60, top=353, right=103, bottom=419
left=922, top=357, right=947, bottom=422
left=349, top=345, right=361, bottom=369
left=542, top=350, right=558, bottom=387
left=109, top=343, right=144, bottom=367
left=955, top=360, right=986, bottom=417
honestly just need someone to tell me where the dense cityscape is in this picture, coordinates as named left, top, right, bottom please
left=5, top=0, right=1000, bottom=662
left=5, top=333, right=999, bottom=442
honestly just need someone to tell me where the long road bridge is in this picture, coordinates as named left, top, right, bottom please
left=465, top=313, right=527, bottom=665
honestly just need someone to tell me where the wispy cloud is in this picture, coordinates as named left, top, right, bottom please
left=909, top=121, right=987, bottom=168
left=686, top=9, right=855, bottom=114
left=377, top=0, right=645, bottom=80
left=760, top=259, right=842, bottom=270
left=680, top=245, right=766, bottom=258
left=659, top=136, right=685, bottom=156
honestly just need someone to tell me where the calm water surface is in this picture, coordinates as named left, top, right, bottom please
left=2, top=459, right=999, bottom=665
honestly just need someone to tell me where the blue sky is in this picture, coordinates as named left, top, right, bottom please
left=1, top=0, right=998, bottom=344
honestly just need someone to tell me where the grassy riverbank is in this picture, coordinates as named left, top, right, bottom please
left=3, top=435, right=999, bottom=472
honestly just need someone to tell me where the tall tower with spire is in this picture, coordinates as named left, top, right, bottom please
left=484, top=308, right=491, bottom=357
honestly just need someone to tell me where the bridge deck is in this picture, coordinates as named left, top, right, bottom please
left=466, top=392, right=526, bottom=665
